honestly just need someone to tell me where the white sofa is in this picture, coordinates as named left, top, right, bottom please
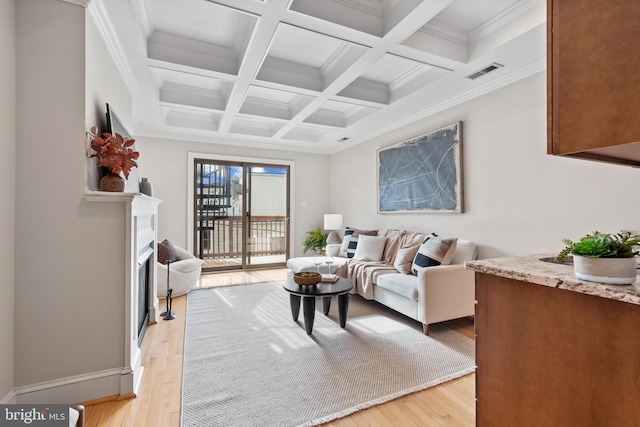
left=287, top=228, right=477, bottom=334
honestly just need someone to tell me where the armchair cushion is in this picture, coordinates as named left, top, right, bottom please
left=157, top=244, right=203, bottom=297
left=169, top=258, right=202, bottom=274
left=157, top=239, right=180, bottom=264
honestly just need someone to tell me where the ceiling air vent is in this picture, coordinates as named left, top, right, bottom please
left=465, top=62, right=504, bottom=80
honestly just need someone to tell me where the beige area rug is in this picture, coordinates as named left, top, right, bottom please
left=181, top=282, right=475, bottom=427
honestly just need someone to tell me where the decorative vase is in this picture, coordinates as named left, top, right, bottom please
left=573, top=255, right=638, bottom=285
left=100, top=173, right=125, bottom=192
left=139, top=177, right=153, bottom=196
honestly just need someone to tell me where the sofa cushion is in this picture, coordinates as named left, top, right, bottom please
left=450, top=239, right=477, bottom=264
left=340, top=228, right=378, bottom=258
left=339, top=228, right=355, bottom=254
left=411, top=235, right=457, bottom=275
left=376, top=274, right=419, bottom=301
left=394, top=244, right=421, bottom=274
left=354, top=235, right=387, bottom=261
left=346, top=235, right=359, bottom=258
left=157, top=239, right=180, bottom=265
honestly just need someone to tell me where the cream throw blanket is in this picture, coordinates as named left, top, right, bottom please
left=337, top=229, right=426, bottom=299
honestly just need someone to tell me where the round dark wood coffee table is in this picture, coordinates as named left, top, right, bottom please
left=283, top=277, right=354, bottom=334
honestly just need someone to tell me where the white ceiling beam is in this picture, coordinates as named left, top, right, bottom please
left=272, top=0, right=455, bottom=141
left=217, top=0, right=292, bottom=132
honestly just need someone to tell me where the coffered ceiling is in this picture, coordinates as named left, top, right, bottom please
left=91, top=0, right=546, bottom=153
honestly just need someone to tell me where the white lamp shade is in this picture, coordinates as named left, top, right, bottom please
left=324, top=214, right=343, bottom=230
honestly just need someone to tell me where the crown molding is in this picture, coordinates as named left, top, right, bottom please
left=148, top=31, right=238, bottom=61
left=334, top=0, right=383, bottom=18
left=417, top=20, right=468, bottom=47
left=470, top=0, right=543, bottom=43
left=130, top=0, right=152, bottom=46
left=88, top=0, right=138, bottom=95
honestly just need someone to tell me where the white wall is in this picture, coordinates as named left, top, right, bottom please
left=85, top=3, right=133, bottom=191
left=14, top=0, right=126, bottom=398
left=133, top=137, right=331, bottom=257
left=0, top=0, right=16, bottom=401
left=330, top=72, right=640, bottom=259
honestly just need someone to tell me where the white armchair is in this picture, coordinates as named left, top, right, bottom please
left=157, top=245, right=203, bottom=297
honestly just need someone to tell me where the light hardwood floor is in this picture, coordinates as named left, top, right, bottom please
left=83, top=268, right=476, bottom=426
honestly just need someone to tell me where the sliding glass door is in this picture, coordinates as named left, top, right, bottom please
left=194, top=159, right=289, bottom=272
left=245, top=164, right=289, bottom=267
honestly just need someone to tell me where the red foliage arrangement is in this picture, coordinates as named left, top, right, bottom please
left=89, top=126, right=139, bottom=179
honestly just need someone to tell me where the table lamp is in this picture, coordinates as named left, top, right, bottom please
left=324, top=214, right=343, bottom=245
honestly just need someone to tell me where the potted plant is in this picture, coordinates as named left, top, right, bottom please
left=302, top=227, right=327, bottom=254
left=89, top=126, right=139, bottom=192
left=556, top=231, right=640, bottom=285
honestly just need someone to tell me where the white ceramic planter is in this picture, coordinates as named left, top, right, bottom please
left=573, top=255, right=638, bottom=285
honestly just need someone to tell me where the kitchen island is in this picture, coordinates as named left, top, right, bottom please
left=466, top=255, right=640, bottom=427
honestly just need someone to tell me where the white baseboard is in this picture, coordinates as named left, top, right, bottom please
left=12, top=367, right=126, bottom=404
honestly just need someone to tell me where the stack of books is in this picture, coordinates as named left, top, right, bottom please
left=321, top=274, right=339, bottom=283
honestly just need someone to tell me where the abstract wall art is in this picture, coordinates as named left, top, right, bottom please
left=377, top=122, right=463, bottom=213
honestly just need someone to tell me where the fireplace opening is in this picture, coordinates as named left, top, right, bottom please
left=137, top=246, right=153, bottom=348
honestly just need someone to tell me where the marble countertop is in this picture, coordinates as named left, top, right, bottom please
left=465, top=254, right=640, bottom=306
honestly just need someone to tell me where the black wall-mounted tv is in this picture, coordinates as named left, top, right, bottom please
left=106, top=103, right=140, bottom=192
left=106, top=103, right=131, bottom=140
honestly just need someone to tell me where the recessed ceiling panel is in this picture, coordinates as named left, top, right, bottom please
left=400, top=0, right=524, bottom=62
left=434, top=0, right=522, bottom=32
left=360, top=53, right=427, bottom=85
left=146, top=1, right=257, bottom=76
left=153, top=68, right=234, bottom=111
left=283, top=124, right=338, bottom=143
left=290, top=0, right=425, bottom=37
left=256, top=24, right=369, bottom=92
left=338, top=54, right=447, bottom=104
left=304, top=99, right=380, bottom=127
left=239, top=86, right=316, bottom=120
left=150, top=0, right=252, bottom=49
left=152, top=67, right=232, bottom=92
left=230, top=116, right=285, bottom=138
left=163, top=107, right=221, bottom=131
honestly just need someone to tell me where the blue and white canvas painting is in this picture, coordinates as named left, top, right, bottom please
left=377, top=122, right=463, bottom=213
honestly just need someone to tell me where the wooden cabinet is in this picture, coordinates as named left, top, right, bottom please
left=475, top=272, right=640, bottom=427
left=547, top=0, right=640, bottom=167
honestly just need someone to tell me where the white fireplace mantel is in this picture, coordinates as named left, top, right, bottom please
left=84, top=191, right=162, bottom=396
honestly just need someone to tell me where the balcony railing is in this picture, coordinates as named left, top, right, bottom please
left=197, top=215, right=287, bottom=261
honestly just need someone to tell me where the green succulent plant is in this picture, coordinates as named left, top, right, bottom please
left=556, top=231, right=640, bottom=261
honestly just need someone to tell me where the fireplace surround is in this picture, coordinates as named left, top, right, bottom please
left=84, top=191, right=161, bottom=397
